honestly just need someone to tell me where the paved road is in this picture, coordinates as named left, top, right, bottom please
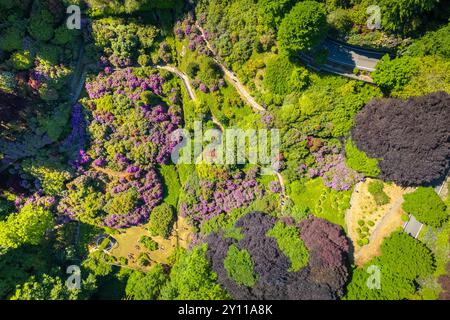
left=403, top=214, right=424, bottom=239
left=300, top=39, right=387, bottom=82
left=323, top=39, right=386, bottom=72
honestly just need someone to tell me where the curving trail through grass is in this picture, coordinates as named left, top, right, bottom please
left=195, top=22, right=266, bottom=112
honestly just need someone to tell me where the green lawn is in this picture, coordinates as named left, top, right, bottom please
left=287, top=178, right=351, bottom=229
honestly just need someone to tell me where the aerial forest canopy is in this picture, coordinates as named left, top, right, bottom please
left=352, top=91, right=450, bottom=186
left=0, top=0, right=449, bottom=303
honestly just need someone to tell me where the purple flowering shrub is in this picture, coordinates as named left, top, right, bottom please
left=306, top=143, right=363, bottom=191
left=55, top=67, right=182, bottom=228
left=268, top=181, right=281, bottom=193
left=180, top=168, right=264, bottom=225
left=85, top=68, right=164, bottom=100
left=57, top=167, right=163, bottom=229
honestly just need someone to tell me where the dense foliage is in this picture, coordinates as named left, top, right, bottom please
left=205, top=212, right=350, bottom=300
left=367, top=181, right=390, bottom=206
left=344, top=139, right=380, bottom=178
left=403, top=187, right=448, bottom=227
left=125, top=265, right=167, bottom=300
left=346, top=231, right=435, bottom=300
left=277, top=1, right=328, bottom=56
left=148, top=203, right=175, bottom=238
left=160, top=245, right=229, bottom=300
left=1, top=0, right=449, bottom=302
left=352, top=92, right=450, bottom=186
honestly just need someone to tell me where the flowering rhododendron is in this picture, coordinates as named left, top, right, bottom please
left=180, top=168, right=264, bottom=224
left=309, top=144, right=363, bottom=191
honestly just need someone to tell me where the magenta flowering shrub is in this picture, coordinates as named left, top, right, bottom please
left=103, top=169, right=163, bottom=228
left=199, top=83, right=208, bottom=93
left=180, top=168, right=264, bottom=225
left=85, top=68, right=164, bottom=100
left=174, top=15, right=208, bottom=55
left=57, top=166, right=163, bottom=229
left=268, top=181, right=281, bottom=193
left=55, top=67, right=182, bottom=229
left=60, top=104, right=88, bottom=169
left=84, top=68, right=182, bottom=166
left=308, top=144, right=363, bottom=191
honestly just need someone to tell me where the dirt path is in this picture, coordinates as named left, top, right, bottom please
left=195, top=22, right=266, bottom=112
left=211, top=115, right=225, bottom=132
left=156, top=65, right=197, bottom=101
left=92, top=165, right=133, bottom=179
left=345, top=180, right=414, bottom=266
left=354, top=195, right=404, bottom=265
left=275, top=171, right=288, bottom=215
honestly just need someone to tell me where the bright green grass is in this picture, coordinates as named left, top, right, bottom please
left=287, top=178, right=351, bottom=229
left=159, top=165, right=181, bottom=208
left=267, top=221, right=309, bottom=271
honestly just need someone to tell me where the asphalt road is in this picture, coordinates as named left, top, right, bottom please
left=403, top=214, right=423, bottom=239
left=323, top=39, right=386, bottom=72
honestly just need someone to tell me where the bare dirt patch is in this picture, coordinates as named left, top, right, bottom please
left=345, top=179, right=414, bottom=266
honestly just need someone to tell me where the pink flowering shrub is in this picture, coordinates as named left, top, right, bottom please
left=180, top=168, right=264, bottom=224
left=308, top=144, right=363, bottom=191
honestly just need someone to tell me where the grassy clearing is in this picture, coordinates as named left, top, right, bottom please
left=109, top=217, right=193, bottom=271
left=287, top=178, right=351, bottom=229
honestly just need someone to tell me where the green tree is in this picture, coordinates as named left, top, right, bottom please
left=125, top=264, right=167, bottom=300
left=345, top=139, right=380, bottom=177
left=263, top=54, right=297, bottom=96
left=186, top=62, right=200, bottom=78
left=267, top=222, right=309, bottom=271
left=257, top=0, right=297, bottom=29
left=405, top=23, right=450, bottom=58
left=160, top=245, right=229, bottom=300
left=277, top=1, right=328, bottom=55
left=402, top=187, right=448, bottom=227
left=345, top=231, right=435, bottom=299
left=373, top=55, right=420, bottom=93
left=223, top=244, right=257, bottom=286
left=104, top=188, right=140, bottom=216
left=378, top=0, right=439, bottom=34
left=148, top=203, right=175, bottom=238
left=28, top=9, right=55, bottom=42
left=367, top=181, right=390, bottom=206
left=10, top=273, right=97, bottom=300
left=0, top=24, right=24, bottom=52
left=11, top=274, right=71, bottom=300
left=52, top=26, right=78, bottom=45
left=0, top=204, right=54, bottom=249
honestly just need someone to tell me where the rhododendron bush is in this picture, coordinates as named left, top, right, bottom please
left=55, top=67, right=183, bottom=228
left=180, top=168, right=265, bottom=225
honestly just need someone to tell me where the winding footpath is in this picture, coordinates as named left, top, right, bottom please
left=161, top=62, right=287, bottom=214
left=195, top=22, right=266, bottom=112
left=156, top=65, right=197, bottom=101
